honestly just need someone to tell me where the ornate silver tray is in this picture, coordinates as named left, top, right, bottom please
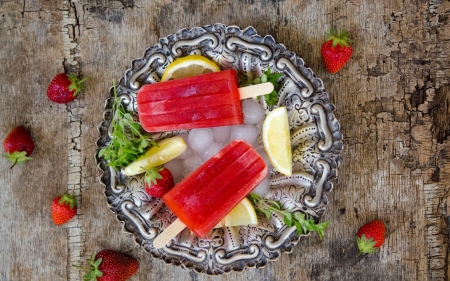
left=96, top=23, right=342, bottom=275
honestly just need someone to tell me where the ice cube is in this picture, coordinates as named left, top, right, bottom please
left=243, top=98, right=266, bottom=125
left=256, top=148, right=273, bottom=168
left=230, top=125, right=258, bottom=146
left=177, top=133, right=195, bottom=159
left=184, top=155, right=202, bottom=174
left=251, top=177, right=271, bottom=197
left=201, top=143, right=224, bottom=162
left=181, top=169, right=191, bottom=179
left=211, top=126, right=232, bottom=144
left=188, top=128, right=214, bottom=153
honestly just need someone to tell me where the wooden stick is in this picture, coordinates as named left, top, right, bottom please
left=153, top=218, right=186, bottom=249
left=238, top=82, right=274, bottom=100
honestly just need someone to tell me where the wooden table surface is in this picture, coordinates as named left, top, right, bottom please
left=1, top=1, right=449, bottom=280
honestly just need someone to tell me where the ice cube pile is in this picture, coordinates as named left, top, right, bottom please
left=163, top=98, right=272, bottom=197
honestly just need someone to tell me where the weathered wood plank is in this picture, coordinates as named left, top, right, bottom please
left=0, top=0, right=449, bottom=280
left=0, top=1, right=69, bottom=281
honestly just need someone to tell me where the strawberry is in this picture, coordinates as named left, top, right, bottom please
left=143, top=167, right=175, bottom=198
left=3, top=126, right=34, bottom=168
left=51, top=194, right=77, bottom=225
left=321, top=28, right=353, bottom=74
left=356, top=219, right=386, bottom=255
left=78, top=249, right=138, bottom=281
left=47, top=73, right=87, bottom=104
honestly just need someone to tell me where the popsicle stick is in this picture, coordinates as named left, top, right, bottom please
left=238, top=82, right=274, bottom=100
left=153, top=218, right=186, bottom=249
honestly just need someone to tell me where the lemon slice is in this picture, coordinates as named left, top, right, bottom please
left=161, top=55, right=221, bottom=82
left=123, top=136, right=187, bottom=176
left=214, top=198, right=258, bottom=228
left=262, top=107, right=292, bottom=176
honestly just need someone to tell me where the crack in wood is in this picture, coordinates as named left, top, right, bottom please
left=61, top=1, right=85, bottom=280
left=66, top=115, right=84, bottom=281
left=430, top=84, right=450, bottom=144
left=411, top=83, right=429, bottom=110
left=386, top=4, right=450, bottom=278
left=62, top=1, right=82, bottom=74
left=117, top=0, right=135, bottom=9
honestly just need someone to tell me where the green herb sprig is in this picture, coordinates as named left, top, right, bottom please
left=248, top=193, right=329, bottom=239
left=142, top=166, right=163, bottom=186
left=240, top=67, right=283, bottom=106
left=98, top=81, right=156, bottom=171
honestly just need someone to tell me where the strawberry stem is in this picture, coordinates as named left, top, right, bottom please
left=73, top=253, right=103, bottom=281
left=326, top=27, right=353, bottom=48
left=9, top=158, right=18, bottom=169
left=58, top=194, right=77, bottom=210
left=356, top=234, right=378, bottom=255
left=142, top=166, right=163, bottom=186
left=3, top=151, right=33, bottom=168
left=67, top=74, right=88, bottom=97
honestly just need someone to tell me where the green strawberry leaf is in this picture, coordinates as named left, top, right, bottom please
left=326, top=27, right=353, bottom=48
left=58, top=194, right=77, bottom=210
left=3, top=151, right=33, bottom=169
left=143, top=166, right=163, bottom=186
left=67, top=74, right=88, bottom=96
left=356, top=234, right=378, bottom=255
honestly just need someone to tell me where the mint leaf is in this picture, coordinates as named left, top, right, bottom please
left=239, top=67, right=283, bottom=106
left=261, top=73, right=267, bottom=83
left=99, top=81, right=155, bottom=170
left=248, top=193, right=328, bottom=239
left=284, top=212, right=293, bottom=227
left=294, top=220, right=303, bottom=235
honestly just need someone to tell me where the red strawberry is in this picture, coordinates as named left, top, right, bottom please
left=47, top=73, right=87, bottom=104
left=78, top=249, right=138, bottom=281
left=51, top=194, right=77, bottom=225
left=143, top=167, right=175, bottom=198
left=356, top=219, right=386, bottom=255
left=3, top=126, right=34, bottom=168
left=321, top=28, right=353, bottom=74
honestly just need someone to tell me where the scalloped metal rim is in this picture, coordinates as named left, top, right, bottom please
left=95, top=23, right=343, bottom=275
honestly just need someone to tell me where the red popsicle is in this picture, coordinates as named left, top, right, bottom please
left=137, top=69, right=273, bottom=132
left=153, top=139, right=268, bottom=248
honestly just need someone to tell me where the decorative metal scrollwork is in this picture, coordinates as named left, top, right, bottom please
left=96, top=23, right=342, bottom=275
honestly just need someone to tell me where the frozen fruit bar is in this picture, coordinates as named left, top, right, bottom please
left=137, top=69, right=242, bottom=132
left=153, top=140, right=267, bottom=248
left=137, top=69, right=273, bottom=132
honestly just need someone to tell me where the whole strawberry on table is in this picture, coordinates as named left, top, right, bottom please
left=321, top=27, right=353, bottom=74
left=47, top=73, right=87, bottom=104
left=3, top=126, right=34, bottom=168
left=76, top=249, right=138, bottom=281
left=51, top=194, right=78, bottom=225
left=356, top=219, right=386, bottom=255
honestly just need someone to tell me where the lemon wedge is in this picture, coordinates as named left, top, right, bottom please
left=214, top=198, right=258, bottom=228
left=262, top=107, right=292, bottom=176
left=161, top=55, right=221, bottom=82
left=123, top=136, right=187, bottom=176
